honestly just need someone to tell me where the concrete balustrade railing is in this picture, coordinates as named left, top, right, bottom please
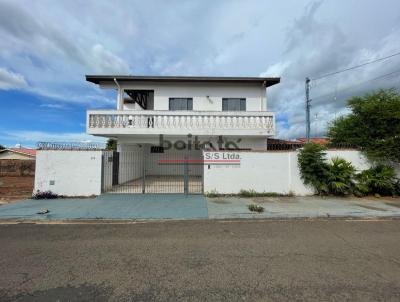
left=86, top=110, right=275, bottom=136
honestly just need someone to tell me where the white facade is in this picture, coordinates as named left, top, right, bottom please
left=86, top=76, right=279, bottom=150
left=117, top=82, right=267, bottom=111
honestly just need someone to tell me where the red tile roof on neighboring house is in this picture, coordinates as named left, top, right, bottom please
left=267, top=138, right=303, bottom=145
left=1, top=148, right=37, bottom=157
left=296, top=138, right=331, bottom=145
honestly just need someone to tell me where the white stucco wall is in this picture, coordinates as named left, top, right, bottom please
left=116, top=81, right=267, bottom=112
left=34, top=150, right=103, bottom=196
left=203, top=150, right=371, bottom=195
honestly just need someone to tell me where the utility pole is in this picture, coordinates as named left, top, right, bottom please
left=305, top=77, right=311, bottom=143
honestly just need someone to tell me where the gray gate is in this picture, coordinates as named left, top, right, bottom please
left=101, top=149, right=203, bottom=194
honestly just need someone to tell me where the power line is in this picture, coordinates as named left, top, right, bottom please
left=311, top=50, right=400, bottom=81
left=311, top=68, right=400, bottom=101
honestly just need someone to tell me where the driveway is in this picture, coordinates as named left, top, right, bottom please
left=0, top=194, right=208, bottom=220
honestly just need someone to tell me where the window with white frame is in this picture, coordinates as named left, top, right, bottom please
left=169, top=98, right=193, bottom=110
left=222, top=98, right=246, bottom=111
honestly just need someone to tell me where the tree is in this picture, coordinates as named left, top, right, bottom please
left=297, top=143, right=330, bottom=194
left=106, top=139, right=117, bottom=151
left=0, top=144, right=4, bottom=150
left=328, top=89, right=400, bottom=162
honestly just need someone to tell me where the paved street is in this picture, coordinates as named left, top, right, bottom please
left=1, top=219, right=400, bottom=301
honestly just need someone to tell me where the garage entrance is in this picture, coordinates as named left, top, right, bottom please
left=101, top=148, right=203, bottom=194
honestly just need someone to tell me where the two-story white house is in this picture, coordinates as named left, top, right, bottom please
left=86, top=75, right=280, bottom=194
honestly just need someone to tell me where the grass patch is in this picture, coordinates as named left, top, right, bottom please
left=205, top=190, right=294, bottom=198
left=238, top=190, right=293, bottom=197
left=248, top=204, right=265, bottom=213
left=205, top=190, right=220, bottom=198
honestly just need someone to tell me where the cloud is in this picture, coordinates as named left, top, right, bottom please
left=0, top=130, right=106, bottom=145
left=1, top=0, right=400, bottom=146
left=90, top=44, right=130, bottom=74
left=0, top=0, right=130, bottom=104
left=39, top=103, right=65, bottom=109
left=261, top=1, right=400, bottom=139
left=0, top=67, right=27, bottom=90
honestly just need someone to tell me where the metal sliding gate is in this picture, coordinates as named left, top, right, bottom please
left=102, top=150, right=203, bottom=194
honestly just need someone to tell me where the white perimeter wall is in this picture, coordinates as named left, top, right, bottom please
left=203, top=150, right=371, bottom=195
left=35, top=150, right=103, bottom=196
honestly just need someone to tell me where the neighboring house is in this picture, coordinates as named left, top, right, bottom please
left=296, top=137, right=331, bottom=145
left=266, top=138, right=304, bottom=150
left=85, top=75, right=280, bottom=194
left=0, top=148, right=36, bottom=160
left=266, top=137, right=332, bottom=150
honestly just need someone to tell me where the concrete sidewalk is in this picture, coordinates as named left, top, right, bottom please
left=0, top=194, right=208, bottom=220
left=207, top=195, right=400, bottom=219
left=0, top=194, right=400, bottom=221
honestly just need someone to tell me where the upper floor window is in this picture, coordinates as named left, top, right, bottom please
left=222, top=98, right=246, bottom=111
left=169, top=98, right=193, bottom=110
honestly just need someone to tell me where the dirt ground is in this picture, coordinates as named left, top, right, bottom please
left=0, top=176, right=34, bottom=204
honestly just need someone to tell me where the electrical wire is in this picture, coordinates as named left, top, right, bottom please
left=311, top=68, right=400, bottom=101
left=311, top=51, right=400, bottom=81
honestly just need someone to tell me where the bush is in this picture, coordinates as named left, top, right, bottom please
left=326, top=157, right=356, bottom=196
left=248, top=204, right=264, bottom=213
left=32, top=190, right=60, bottom=199
left=356, top=165, right=399, bottom=196
left=205, top=190, right=220, bottom=198
left=298, top=144, right=400, bottom=196
left=298, top=144, right=330, bottom=195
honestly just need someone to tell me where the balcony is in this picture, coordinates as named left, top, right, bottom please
left=87, top=110, right=275, bottom=136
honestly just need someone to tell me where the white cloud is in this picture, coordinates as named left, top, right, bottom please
left=0, top=0, right=130, bottom=105
left=261, top=1, right=400, bottom=139
left=260, top=61, right=291, bottom=78
left=89, top=44, right=130, bottom=74
left=0, top=130, right=106, bottom=144
left=39, top=103, right=65, bottom=109
left=1, top=0, right=400, bottom=144
left=0, top=67, right=27, bottom=90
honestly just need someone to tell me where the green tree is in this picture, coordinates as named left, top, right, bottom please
left=297, top=143, right=330, bottom=194
left=106, top=139, right=117, bottom=151
left=0, top=144, right=4, bottom=150
left=328, top=89, right=400, bottom=162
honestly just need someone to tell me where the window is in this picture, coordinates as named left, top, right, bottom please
left=222, top=98, right=246, bottom=111
left=169, top=98, right=193, bottom=110
left=150, top=146, right=164, bottom=153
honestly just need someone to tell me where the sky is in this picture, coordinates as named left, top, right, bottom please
left=0, top=0, right=400, bottom=147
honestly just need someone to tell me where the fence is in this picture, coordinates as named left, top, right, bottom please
left=101, top=148, right=203, bottom=194
left=0, top=160, right=35, bottom=177
left=37, top=141, right=105, bottom=150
